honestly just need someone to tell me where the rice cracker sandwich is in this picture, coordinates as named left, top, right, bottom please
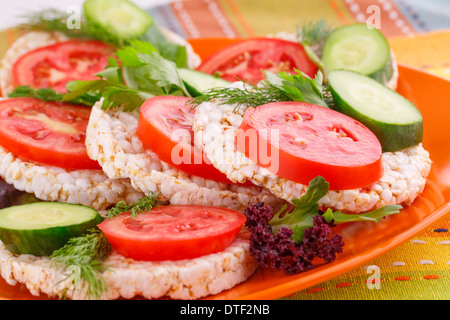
left=0, top=197, right=258, bottom=300
left=191, top=73, right=430, bottom=214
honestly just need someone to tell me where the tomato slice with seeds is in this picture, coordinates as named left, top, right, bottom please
left=137, top=95, right=247, bottom=185
left=236, top=102, right=384, bottom=190
left=98, top=205, right=246, bottom=261
left=196, top=38, right=318, bottom=83
left=12, top=40, right=114, bottom=93
left=0, top=97, right=101, bottom=170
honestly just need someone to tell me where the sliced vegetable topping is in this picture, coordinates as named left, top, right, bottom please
left=12, top=40, right=114, bottom=93
left=98, top=205, right=246, bottom=261
left=0, top=202, right=102, bottom=256
left=137, top=95, right=242, bottom=184
left=322, top=23, right=393, bottom=83
left=236, top=101, right=384, bottom=190
left=84, top=0, right=154, bottom=40
left=188, top=70, right=329, bottom=110
left=328, top=70, right=423, bottom=152
left=0, top=97, right=101, bottom=170
left=50, top=192, right=160, bottom=300
left=196, top=38, right=318, bottom=83
left=18, top=5, right=188, bottom=66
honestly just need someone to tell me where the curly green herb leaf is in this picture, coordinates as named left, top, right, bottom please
left=269, top=176, right=403, bottom=244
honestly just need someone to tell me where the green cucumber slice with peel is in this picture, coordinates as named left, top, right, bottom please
left=0, top=202, right=103, bottom=256
left=84, top=0, right=154, bottom=40
left=327, top=70, right=423, bottom=152
left=322, top=23, right=393, bottom=84
left=178, top=68, right=231, bottom=96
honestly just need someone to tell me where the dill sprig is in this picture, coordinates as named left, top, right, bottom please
left=187, top=85, right=292, bottom=111
left=49, top=192, right=161, bottom=300
left=296, top=19, right=333, bottom=78
left=297, top=19, right=333, bottom=50
left=50, top=228, right=111, bottom=300
left=187, top=70, right=329, bottom=111
left=106, top=192, right=162, bottom=219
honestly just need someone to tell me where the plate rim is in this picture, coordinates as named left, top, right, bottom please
left=232, top=202, right=450, bottom=300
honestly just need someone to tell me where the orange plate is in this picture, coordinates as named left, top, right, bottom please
left=1, top=38, right=450, bottom=300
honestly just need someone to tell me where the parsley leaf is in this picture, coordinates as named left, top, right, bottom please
left=264, top=70, right=328, bottom=108
left=269, top=176, right=403, bottom=244
left=140, top=23, right=189, bottom=68
left=322, top=205, right=402, bottom=224
left=269, top=176, right=329, bottom=240
left=118, top=39, right=190, bottom=97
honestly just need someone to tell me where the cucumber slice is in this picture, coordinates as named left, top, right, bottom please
left=322, top=24, right=393, bottom=83
left=84, top=0, right=154, bottom=40
left=178, top=68, right=231, bottom=96
left=0, top=202, right=103, bottom=256
left=327, top=70, right=423, bottom=152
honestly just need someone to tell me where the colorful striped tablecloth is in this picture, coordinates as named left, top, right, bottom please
left=0, top=0, right=449, bottom=300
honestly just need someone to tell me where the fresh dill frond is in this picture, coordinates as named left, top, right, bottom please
left=297, top=19, right=333, bottom=50
left=107, top=192, right=162, bottom=219
left=187, top=85, right=291, bottom=111
left=49, top=193, right=161, bottom=299
left=187, top=70, right=329, bottom=110
left=50, top=228, right=111, bottom=300
left=296, top=19, right=333, bottom=75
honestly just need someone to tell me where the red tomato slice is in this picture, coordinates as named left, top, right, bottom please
left=12, top=40, right=113, bottom=93
left=0, top=97, right=101, bottom=170
left=236, top=102, right=384, bottom=190
left=98, top=205, right=246, bottom=261
left=137, top=95, right=247, bottom=185
left=196, top=38, right=318, bottom=83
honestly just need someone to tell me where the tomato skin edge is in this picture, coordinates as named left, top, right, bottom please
left=136, top=96, right=253, bottom=186
left=235, top=102, right=384, bottom=190
left=12, top=39, right=114, bottom=93
left=98, top=206, right=247, bottom=261
left=0, top=98, right=102, bottom=170
left=99, top=222, right=243, bottom=261
left=196, top=37, right=318, bottom=83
